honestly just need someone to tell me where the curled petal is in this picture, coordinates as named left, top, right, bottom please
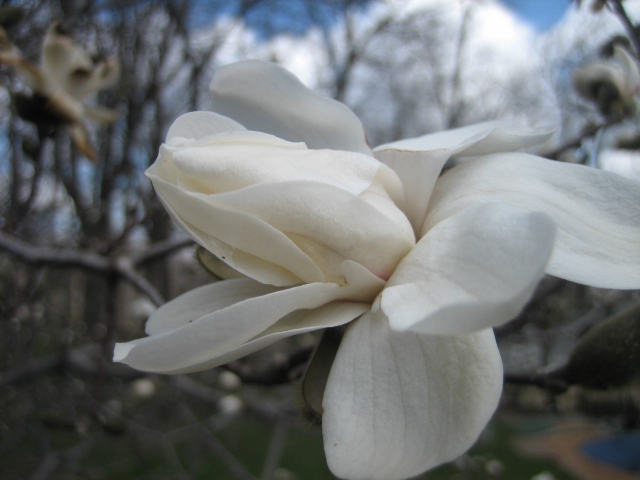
left=373, top=149, right=450, bottom=236
left=374, top=120, right=552, bottom=158
left=114, top=278, right=364, bottom=374
left=65, top=57, right=120, bottom=101
left=165, top=111, right=246, bottom=143
left=150, top=163, right=413, bottom=285
left=41, top=24, right=86, bottom=92
left=148, top=127, right=412, bottom=286
left=168, top=131, right=383, bottom=196
left=147, top=175, right=326, bottom=286
left=426, top=153, right=640, bottom=289
left=84, top=105, right=121, bottom=125
left=614, top=45, right=640, bottom=93
left=381, top=203, right=556, bottom=335
left=210, top=181, right=414, bottom=284
left=143, top=279, right=277, bottom=336
left=210, top=59, right=371, bottom=155
left=374, top=121, right=552, bottom=234
left=322, top=311, right=503, bottom=480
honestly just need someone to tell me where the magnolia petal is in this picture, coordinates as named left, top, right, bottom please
left=149, top=174, right=326, bottom=286
left=374, top=120, right=552, bottom=158
left=212, top=181, right=415, bottom=283
left=65, top=57, right=120, bottom=101
left=84, top=105, right=121, bottom=125
left=373, top=121, right=552, bottom=234
left=373, top=149, right=450, bottom=235
left=426, top=153, right=640, bottom=289
left=41, top=25, right=79, bottom=92
left=170, top=130, right=383, bottom=197
left=573, top=62, right=622, bottom=95
left=144, top=279, right=276, bottom=335
left=340, top=260, right=387, bottom=302
left=381, top=203, right=556, bottom=335
left=322, top=311, right=503, bottom=480
left=114, top=279, right=347, bottom=374
left=614, top=45, right=640, bottom=92
left=165, top=111, right=246, bottom=143
left=125, top=300, right=367, bottom=376
left=68, top=122, right=97, bottom=163
left=210, top=59, right=371, bottom=155
left=196, top=245, right=246, bottom=280
left=10, top=56, right=47, bottom=93
left=301, top=328, right=343, bottom=422
left=179, top=301, right=368, bottom=374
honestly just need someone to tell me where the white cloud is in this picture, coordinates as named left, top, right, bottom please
left=600, top=149, right=640, bottom=182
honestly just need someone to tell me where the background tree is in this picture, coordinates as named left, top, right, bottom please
left=1, top=1, right=639, bottom=479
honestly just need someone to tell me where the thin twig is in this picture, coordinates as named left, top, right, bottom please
left=609, top=0, right=640, bottom=57
left=0, top=230, right=110, bottom=271
left=92, top=273, right=119, bottom=405
left=199, top=422, right=260, bottom=480
left=0, top=351, right=65, bottom=387
left=29, top=451, right=59, bottom=480
left=0, top=344, right=143, bottom=388
left=261, top=420, right=288, bottom=480
left=133, top=236, right=193, bottom=267
left=503, top=371, right=569, bottom=394
left=543, top=120, right=617, bottom=160
left=13, top=135, right=49, bottom=232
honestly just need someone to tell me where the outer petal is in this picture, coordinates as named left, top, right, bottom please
left=374, top=120, right=552, bottom=158
left=143, top=279, right=277, bottom=336
left=41, top=25, right=81, bottom=92
left=614, top=45, right=640, bottom=92
left=210, top=59, right=371, bottom=155
left=149, top=174, right=325, bottom=286
left=65, top=57, right=120, bottom=101
left=169, top=131, right=384, bottom=196
left=380, top=203, right=556, bottom=335
left=165, top=111, right=246, bottom=143
left=373, top=121, right=552, bottom=233
left=322, top=311, right=503, bottom=480
left=372, top=149, right=450, bottom=236
left=173, top=301, right=368, bottom=374
left=425, top=153, right=640, bottom=289
left=114, top=278, right=367, bottom=374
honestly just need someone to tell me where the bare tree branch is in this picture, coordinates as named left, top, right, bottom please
left=0, top=344, right=143, bottom=388
left=0, top=231, right=166, bottom=306
left=133, top=236, right=193, bottom=267
left=543, top=120, right=617, bottom=160
left=609, top=0, right=640, bottom=57
left=503, top=371, right=569, bottom=393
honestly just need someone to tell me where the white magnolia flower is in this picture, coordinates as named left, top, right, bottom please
left=115, top=60, right=640, bottom=480
left=573, top=45, right=640, bottom=121
left=0, top=23, right=120, bottom=161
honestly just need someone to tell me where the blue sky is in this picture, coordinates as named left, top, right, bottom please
left=186, top=0, right=572, bottom=38
left=500, top=0, right=572, bottom=30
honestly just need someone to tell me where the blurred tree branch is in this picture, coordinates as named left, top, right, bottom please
left=609, top=0, right=640, bottom=56
left=0, top=230, right=170, bottom=306
left=0, top=344, right=142, bottom=389
left=543, top=120, right=617, bottom=160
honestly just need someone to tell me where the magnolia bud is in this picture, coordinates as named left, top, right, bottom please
left=554, top=305, right=640, bottom=389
